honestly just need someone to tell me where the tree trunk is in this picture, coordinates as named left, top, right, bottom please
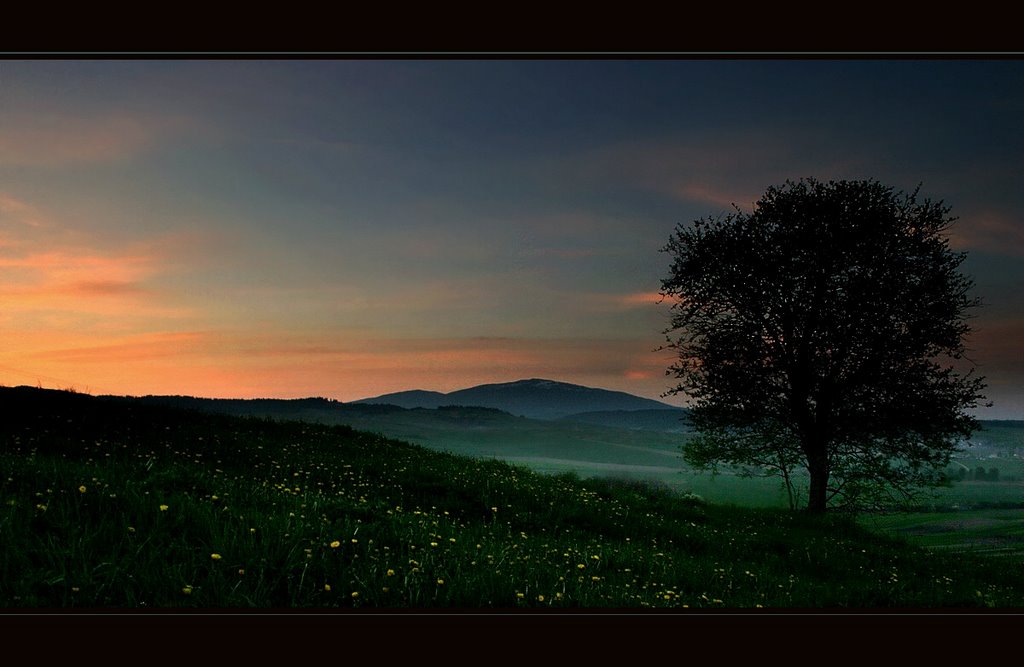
left=805, top=445, right=829, bottom=513
left=807, top=465, right=828, bottom=513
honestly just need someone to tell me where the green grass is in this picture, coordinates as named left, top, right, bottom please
left=3, top=386, right=1024, bottom=608
left=861, top=509, right=1024, bottom=558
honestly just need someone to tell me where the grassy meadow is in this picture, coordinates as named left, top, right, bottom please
left=3, top=386, right=1024, bottom=609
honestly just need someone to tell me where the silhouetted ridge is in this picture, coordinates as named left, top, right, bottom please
left=354, top=378, right=678, bottom=419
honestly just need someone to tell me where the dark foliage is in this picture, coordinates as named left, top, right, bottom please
left=661, top=178, right=987, bottom=512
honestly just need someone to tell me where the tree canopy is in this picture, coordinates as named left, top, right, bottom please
left=660, top=178, right=986, bottom=512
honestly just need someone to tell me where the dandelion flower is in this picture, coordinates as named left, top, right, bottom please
left=351, top=591, right=359, bottom=599
left=386, top=569, right=395, bottom=577
left=182, top=586, right=193, bottom=595
left=324, top=584, right=332, bottom=592
left=437, top=578, right=445, bottom=585
left=210, top=553, right=222, bottom=560
left=159, top=504, right=169, bottom=511
left=78, top=485, right=87, bottom=493
left=537, top=595, right=545, bottom=602
left=330, top=540, right=341, bottom=548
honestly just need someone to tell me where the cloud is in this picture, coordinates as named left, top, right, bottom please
left=559, top=291, right=670, bottom=316
left=0, top=248, right=172, bottom=317
left=672, top=183, right=753, bottom=211
left=616, top=291, right=666, bottom=307
left=0, top=193, right=46, bottom=227
left=29, top=331, right=208, bottom=363
left=0, top=112, right=196, bottom=167
left=0, top=193, right=203, bottom=326
left=947, top=212, right=1024, bottom=257
left=545, top=131, right=875, bottom=215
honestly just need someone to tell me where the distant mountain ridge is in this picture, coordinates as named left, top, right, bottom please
left=352, top=378, right=681, bottom=420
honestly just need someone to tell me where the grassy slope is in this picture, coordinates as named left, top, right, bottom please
left=3, top=387, right=1024, bottom=608
left=126, top=395, right=1024, bottom=513
left=130, top=395, right=796, bottom=507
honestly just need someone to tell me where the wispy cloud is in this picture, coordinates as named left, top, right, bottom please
left=948, top=212, right=1024, bottom=257
left=616, top=291, right=666, bottom=307
left=0, top=113, right=197, bottom=167
left=0, top=193, right=46, bottom=227
left=29, top=331, right=208, bottom=363
left=0, top=193, right=201, bottom=326
left=545, top=132, right=874, bottom=214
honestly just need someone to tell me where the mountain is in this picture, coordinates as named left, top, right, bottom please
left=352, top=378, right=679, bottom=420
left=346, top=389, right=449, bottom=410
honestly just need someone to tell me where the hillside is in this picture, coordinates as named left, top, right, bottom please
left=559, top=409, right=691, bottom=433
left=3, top=386, right=1024, bottom=608
left=354, top=378, right=679, bottom=419
left=116, top=393, right=694, bottom=492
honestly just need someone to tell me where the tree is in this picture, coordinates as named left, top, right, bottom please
left=660, top=178, right=986, bottom=512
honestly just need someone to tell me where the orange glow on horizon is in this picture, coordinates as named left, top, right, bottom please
left=0, top=328, right=683, bottom=405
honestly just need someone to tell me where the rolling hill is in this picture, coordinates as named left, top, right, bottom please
left=4, top=384, right=1024, bottom=609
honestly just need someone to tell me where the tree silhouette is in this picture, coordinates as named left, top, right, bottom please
left=660, top=178, right=986, bottom=512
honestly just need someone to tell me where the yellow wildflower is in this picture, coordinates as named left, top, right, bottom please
left=330, top=540, right=341, bottom=548
left=78, top=485, right=87, bottom=493
left=210, top=553, right=222, bottom=560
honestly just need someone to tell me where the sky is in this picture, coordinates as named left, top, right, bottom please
left=1, top=59, right=1022, bottom=417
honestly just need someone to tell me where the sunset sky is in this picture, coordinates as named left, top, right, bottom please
left=1, top=59, right=1022, bottom=417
